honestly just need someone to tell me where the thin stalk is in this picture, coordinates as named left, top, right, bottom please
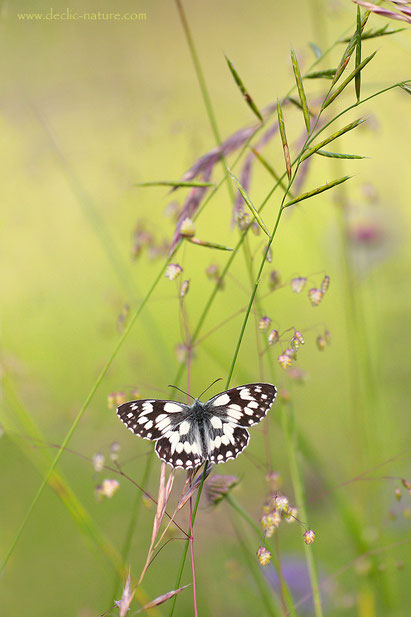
left=174, top=0, right=222, bottom=145
left=232, top=518, right=281, bottom=617
left=168, top=462, right=208, bottom=617
left=225, top=205, right=283, bottom=388
left=225, top=495, right=297, bottom=617
left=281, top=400, right=323, bottom=617
left=189, top=497, right=198, bottom=617
left=110, top=453, right=154, bottom=605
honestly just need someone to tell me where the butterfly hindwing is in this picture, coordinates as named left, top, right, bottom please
left=207, top=424, right=250, bottom=464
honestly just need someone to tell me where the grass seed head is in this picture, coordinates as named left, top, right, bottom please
left=268, top=329, right=279, bottom=345
left=316, top=335, right=327, bottom=351
left=95, top=478, right=120, bottom=500
left=205, top=475, right=239, bottom=505
left=266, top=471, right=281, bottom=491
left=308, top=288, right=323, bottom=306
left=257, top=546, right=272, bottom=566
left=110, top=441, right=121, bottom=462
left=290, top=330, right=304, bottom=350
left=291, top=277, right=307, bottom=293
left=269, top=270, right=281, bottom=290
left=165, top=263, right=183, bottom=281
left=303, top=529, right=316, bottom=545
left=92, top=452, right=105, bottom=472
left=180, top=279, right=190, bottom=298
left=264, top=245, right=273, bottom=263
left=278, top=353, right=292, bottom=369
left=180, top=217, right=196, bottom=237
left=321, top=275, right=330, bottom=294
left=259, top=316, right=272, bottom=331
left=284, top=506, right=298, bottom=523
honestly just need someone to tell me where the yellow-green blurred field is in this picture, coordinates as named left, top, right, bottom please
left=1, top=1, right=410, bottom=616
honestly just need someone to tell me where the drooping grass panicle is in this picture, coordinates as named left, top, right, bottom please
left=355, top=6, right=363, bottom=102
left=300, top=118, right=365, bottom=161
left=322, top=51, right=377, bottom=110
left=228, top=169, right=271, bottom=237
left=225, top=55, right=263, bottom=122
left=277, top=100, right=292, bottom=181
left=283, top=176, right=351, bottom=208
left=290, top=49, right=311, bottom=133
left=331, top=10, right=370, bottom=87
left=354, top=0, right=411, bottom=23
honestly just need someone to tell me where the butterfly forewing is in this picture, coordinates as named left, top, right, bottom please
left=206, top=383, right=277, bottom=427
left=116, top=383, right=277, bottom=470
left=116, top=399, right=190, bottom=441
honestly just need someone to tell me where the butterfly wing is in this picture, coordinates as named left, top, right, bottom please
left=116, top=399, right=204, bottom=470
left=206, top=383, right=277, bottom=427
left=116, top=399, right=190, bottom=441
left=203, top=383, right=277, bottom=464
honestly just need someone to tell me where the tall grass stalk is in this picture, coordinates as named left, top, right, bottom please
left=280, top=399, right=323, bottom=617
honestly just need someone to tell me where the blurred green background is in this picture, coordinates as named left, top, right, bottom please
left=1, top=0, right=410, bottom=615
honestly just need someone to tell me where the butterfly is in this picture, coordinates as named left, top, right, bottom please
left=116, top=383, right=277, bottom=469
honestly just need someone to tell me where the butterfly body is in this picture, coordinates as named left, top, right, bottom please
left=117, top=383, right=277, bottom=469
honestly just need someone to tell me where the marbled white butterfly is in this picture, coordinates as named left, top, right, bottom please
left=116, top=383, right=277, bottom=469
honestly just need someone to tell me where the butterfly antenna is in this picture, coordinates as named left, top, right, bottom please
left=168, top=384, right=195, bottom=401
left=198, top=378, right=223, bottom=400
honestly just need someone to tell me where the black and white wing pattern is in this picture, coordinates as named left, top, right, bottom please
left=204, top=383, right=277, bottom=465
left=116, top=382, right=277, bottom=470
left=116, top=398, right=203, bottom=469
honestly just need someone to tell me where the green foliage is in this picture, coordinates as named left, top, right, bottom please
left=1, top=2, right=410, bottom=617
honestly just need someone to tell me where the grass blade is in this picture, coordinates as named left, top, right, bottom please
left=287, top=96, right=315, bottom=116
left=399, top=81, right=411, bottom=95
left=228, top=169, right=271, bottom=237
left=305, top=69, right=336, bottom=80
left=301, top=118, right=364, bottom=161
left=315, top=149, right=367, bottom=159
left=188, top=237, right=234, bottom=251
left=135, top=180, right=214, bottom=188
left=277, top=101, right=292, bottom=181
left=283, top=176, right=351, bottom=208
left=225, top=55, right=263, bottom=123
left=332, top=10, right=370, bottom=87
left=309, top=41, right=322, bottom=59
left=291, top=50, right=311, bottom=132
left=250, top=147, right=293, bottom=196
left=322, top=51, right=376, bottom=110
left=355, top=6, right=362, bottom=102
left=341, top=24, right=406, bottom=40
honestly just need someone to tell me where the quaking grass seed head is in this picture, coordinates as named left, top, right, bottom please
left=303, top=529, right=316, bottom=545
left=259, top=316, right=272, bottom=331
left=110, top=441, right=121, bottom=462
left=205, top=475, right=239, bottom=506
left=291, top=276, right=307, bottom=293
left=165, top=263, right=183, bottom=281
left=95, top=479, right=120, bottom=500
left=257, top=546, right=272, bottom=566
left=308, top=288, right=323, bottom=306
left=269, top=270, right=281, bottom=290
left=92, top=452, right=105, bottom=472
left=268, top=329, right=279, bottom=345
left=180, top=217, right=196, bottom=237
left=278, top=353, right=292, bottom=369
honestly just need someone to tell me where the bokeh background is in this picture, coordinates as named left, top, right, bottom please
left=1, top=0, right=410, bottom=615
